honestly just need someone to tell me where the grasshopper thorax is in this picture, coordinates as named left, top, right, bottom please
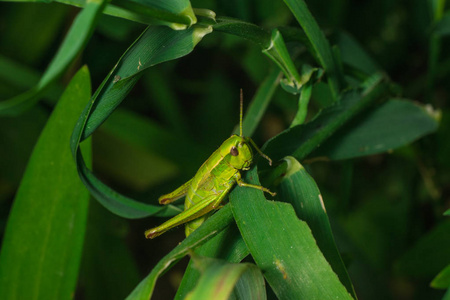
left=221, top=134, right=253, bottom=171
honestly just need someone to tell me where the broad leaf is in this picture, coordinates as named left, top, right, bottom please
left=0, top=67, right=92, bottom=300
left=231, top=168, right=353, bottom=300
left=263, top=79, right=389, bottom=162
left=71, top=24, right=212, bottom=219
left=276, top=156, right=356, bottom=298
left=311, top=99, right=439, bottom=160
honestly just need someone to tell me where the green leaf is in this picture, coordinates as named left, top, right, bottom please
left=432, top=264, right=450, bottom=289
left=79, top=200, right=141, bottom=299
left=230, top=168, right=353, bottom=300
left=213, top=18, right=302, bottom=90
left=275, top=157, right=356, bottom=298
left=185, top=255, right=265, bottom=300
left=0, top=66, right=92, bottom=299
left=213, top=16, right=271, bottom=49
left=263, top=78, right=389, bottom=162
left=289, top=65, right=322, bottom=126
left=56, top=0, right=197, bottom=29
left=262, top=29, right=302, bottom=91
left=231, top=264, right=266, bottom=300
left=79, top=25, right=212, bottom=141
left=395, top=220, right=450, bottom=280
left=126, top=205, right=234, bottom=300
left=0, top=0, right=107, bottom=116
left=282, top=0, right=343, bottom=99
left=290, top=80, right=312, bottom=126
left=71, top=24, right=212, bottom=219
left=443, top=289, right=450, bottom=300
left=311, top=99, right=439, bottom=160
left=175, top=225, right=249, bottom=299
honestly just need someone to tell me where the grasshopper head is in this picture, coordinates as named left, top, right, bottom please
left=226, top=135, right=253, bottom=170
left=223, top=89, right=273, bottom=170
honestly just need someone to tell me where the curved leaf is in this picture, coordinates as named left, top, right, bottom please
left=213, top=18, right=301, bottom=92
left=71, top=24, right=212, bottom=219
left=262, top=29, right=302, bottom=91
left=213, top=16, right=271, bottom=48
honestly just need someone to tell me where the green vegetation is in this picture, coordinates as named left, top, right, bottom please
left=0, top=0, right=449, bottom=299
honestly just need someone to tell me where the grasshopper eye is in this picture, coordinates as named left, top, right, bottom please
left=230, top=146, right=239, bottom=156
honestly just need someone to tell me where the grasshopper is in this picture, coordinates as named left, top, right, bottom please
left=145, top=90, right=275, bottom=239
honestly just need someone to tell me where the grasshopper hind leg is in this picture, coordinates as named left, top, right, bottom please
left=185, top=212, right=213, bottom=237
left=145, top=189, right=228, bottom=239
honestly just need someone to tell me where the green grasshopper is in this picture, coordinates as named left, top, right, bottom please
left=145, top=90, right=275, bottom=239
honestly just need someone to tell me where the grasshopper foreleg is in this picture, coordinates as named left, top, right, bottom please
left=234, top=172, right=276, bottom=196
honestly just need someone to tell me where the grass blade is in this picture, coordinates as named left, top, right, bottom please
left=175, top=225, right=249, bottom=299
left=311, top=99, right=439, bottom=160
left=230, top=168, right=353, bottom=300
left=126, top=205, right=234, bottom=300
left=431, top=264, right=450, bottom=289
left=0, top=67, right=92, bottom=300
left=71, top=25, right=212, bottom=219
left=283, top=0, right=343, bottom=99
left=276, top=157, right=357, bottom=298
left=263, top=79, right=389, bottom=162
left=56, top=0, right=197, bottom=29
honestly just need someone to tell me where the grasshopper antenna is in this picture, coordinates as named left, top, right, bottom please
left=239, top=89, right=244, bottom=137
left=239, top=89, right=273, bottom=166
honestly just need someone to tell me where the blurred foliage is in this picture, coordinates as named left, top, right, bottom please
left=0, top=0, right=449, bottom=299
